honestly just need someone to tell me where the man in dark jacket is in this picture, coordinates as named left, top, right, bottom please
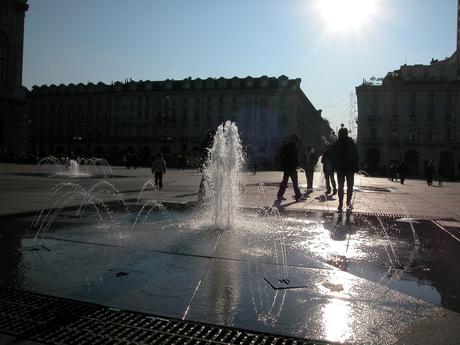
left=277, top=134, right=303, bottom=202
left=397, top=160, right=408, bottom=185
left=331, top=127, right=359, bottom=212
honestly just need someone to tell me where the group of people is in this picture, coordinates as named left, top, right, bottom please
left=424, top=161, right=446, bottom=187
left=387, top=161, right=408, bottom=184
left=276, top=127, right=359, bottom=212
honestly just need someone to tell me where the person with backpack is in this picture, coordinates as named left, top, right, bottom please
left=276, top=134, right=303, bottom=202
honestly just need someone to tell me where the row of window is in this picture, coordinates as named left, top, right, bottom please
left=32, top=107, right=284, bottom=123
left=33, top=95, right=290, bottom=110
left=369, top=128, right=454, bottom=142
left=370, top=90, right=456, bottom=103
left=35, top=123, right=280, bottom=143
left=0, top=2, right=9, bottom=17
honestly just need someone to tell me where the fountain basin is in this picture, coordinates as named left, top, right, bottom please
left=1, top=207, right=459, bottom=344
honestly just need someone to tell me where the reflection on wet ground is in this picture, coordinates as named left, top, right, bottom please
left=0, top=209, right=459, bottom=343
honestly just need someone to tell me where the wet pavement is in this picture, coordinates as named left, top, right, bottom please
left=1, top=163, right=460, bottom=344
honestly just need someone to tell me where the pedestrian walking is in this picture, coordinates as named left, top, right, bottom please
left=424, top=160, right=434, bottom=186
left=321, top=143, right=337, bottom=195
left=151, top=153, right=167, bottom=189
left=252, top=160, right=258, bottom=175
left=389, top=163, right=397, bottom=181
left=277, top=134, right=303, bottom=202
left=331, top=127, right=359, bottom=212
left=438, top=163, right=445, bottom=187
left=398, top=161, right=408, bottom=185
left=304, top=146, right=318, bottom=193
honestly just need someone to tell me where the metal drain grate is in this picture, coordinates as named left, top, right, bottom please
left=0, top=287, right=330, bottom=345
left=276, top=207, right=456, bottom=221
left=354, top=186, right=392, bottom=193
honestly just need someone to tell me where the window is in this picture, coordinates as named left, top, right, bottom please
left=278, top=116, right=287, bottom=125
left=260, top=110, right=267, bottom=122
left=372, top=91, right=378, bottom=102
left=426, top=128, right=433, bottom=142
left=0, top=2, right=9, bottom=17
left=392, top=106, right=399, bottom=120
left=0, top=31, right=8, bottom=87
left=370, top=128, right=377, bottom=139
left=427, top=106, right=434, bottom=121
left=245, top=110, right=251, bottom=121
left=446, top=91, right=452, bottom=106
left=445, top=128, right=451, bottom=141
left=391, top=129, right=398, bottom=141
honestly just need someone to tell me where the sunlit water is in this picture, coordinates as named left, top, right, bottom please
left=17, top=207, right=457, bottom=309
left=34, top=156, right=112, bottom=178
left=201, top=121, right=244, bottom=229
left=3, top=200, right=459, bottom=344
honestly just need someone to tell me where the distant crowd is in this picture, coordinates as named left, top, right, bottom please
left=1, top=145, right=459, bottom=186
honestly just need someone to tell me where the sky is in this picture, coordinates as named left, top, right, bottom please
left=23, top=0, right=458, bottom=131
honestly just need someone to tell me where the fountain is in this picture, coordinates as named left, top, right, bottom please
left=33, top=156, right=113, bottom=178
left=3, top=122, right=460, bottom=344
left=201, top=121, right=244, bottom=229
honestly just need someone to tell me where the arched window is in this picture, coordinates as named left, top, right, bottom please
left=0, top=30, right=8, bottom=87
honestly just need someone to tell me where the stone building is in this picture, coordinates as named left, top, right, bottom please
left=28, top=75, right=330, bottom=168
left=0, top=0, right=28, bottom=155
left=356, top=62, right=459, bottom=178
left=356, top=1, right=460, bottom=178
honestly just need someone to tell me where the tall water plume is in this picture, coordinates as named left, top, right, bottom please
left=202, top=121, right=244, bottom=229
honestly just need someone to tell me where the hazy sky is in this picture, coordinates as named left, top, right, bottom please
left=23, top=0, right=457, bottom=130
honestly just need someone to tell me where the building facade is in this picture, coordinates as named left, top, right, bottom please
left=28, top=75, right=330, bottom=168
left=356, top=62, right=459, bottom=177
left=356, top=0, right=460, bottom=178
left=0, top=0, right=28, bottom=155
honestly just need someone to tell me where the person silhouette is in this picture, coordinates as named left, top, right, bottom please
left=276, top=134, right=303, bottom=202
left=331, top=127, right=359, bottom=212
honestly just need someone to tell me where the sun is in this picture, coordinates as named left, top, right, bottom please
left=317, top=0, right=378, bottom=33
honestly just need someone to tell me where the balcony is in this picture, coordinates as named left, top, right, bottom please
left=389, top=138, right=400, bottom=145
left=362, top=138, right=383, bottom=145
left=367, top=115, right=381, bottom=122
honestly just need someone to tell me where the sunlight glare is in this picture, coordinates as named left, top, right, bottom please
left=317, top=0, right=378, bottom=32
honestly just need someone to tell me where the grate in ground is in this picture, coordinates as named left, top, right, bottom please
left=275, top=207, right=456, bottom=221
left=354, top=186, right=392, bottom=193
left=0, top=287, right=333, bottom=345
